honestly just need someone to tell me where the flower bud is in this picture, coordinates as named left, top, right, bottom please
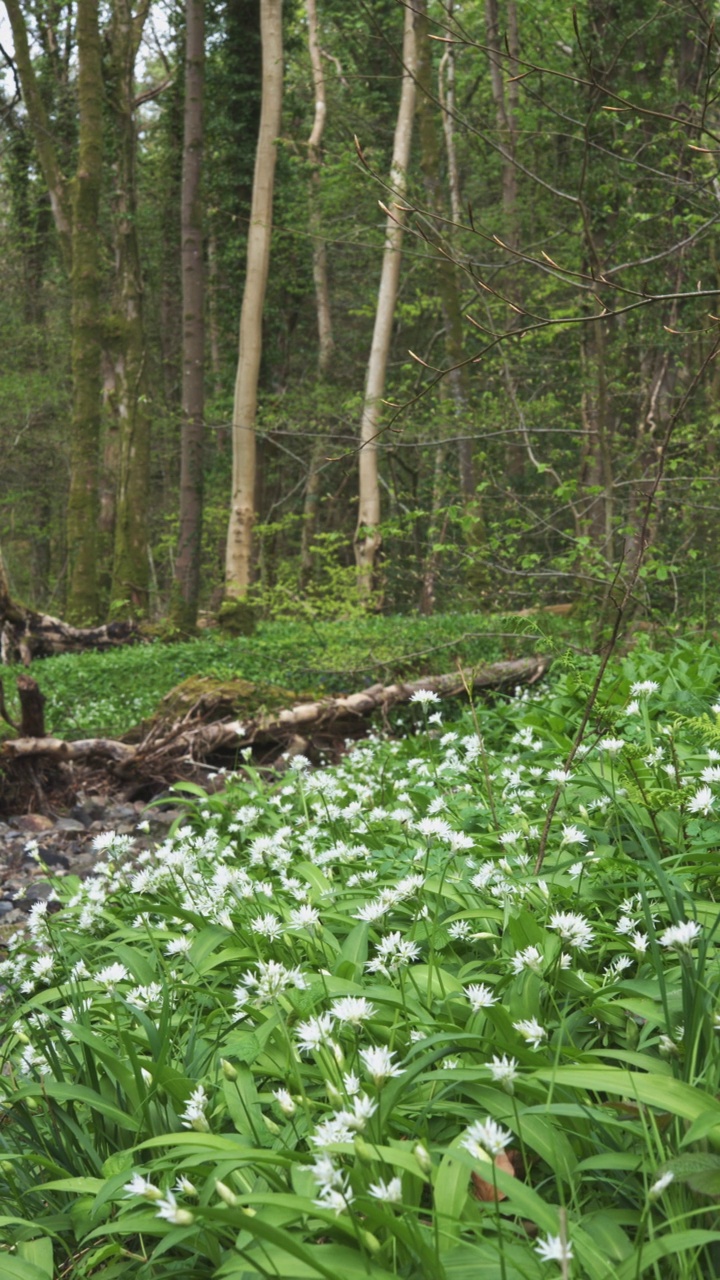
left=221, top=1058, right=238, bottom=1081
left=362, top=1230, right=381, bottom=1254
left=215, top=1179, right=240, bottom=1207
left=413, top=1143, right=432, bottom=1174
left=353, top=1136, right=376, bottom=1165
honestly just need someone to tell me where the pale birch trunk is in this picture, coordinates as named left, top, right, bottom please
left=306, top=0, right=333, bottom=375
left=438, top=2, right=461, bottom=227
left=354, top=2, right=416, bottom=598
left=300, top=0, right=333, bottom=590
left=224, top=0, right=283, bottom=604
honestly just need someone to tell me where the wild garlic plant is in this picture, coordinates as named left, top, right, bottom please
left=2, top=649, right=720, bottom=1278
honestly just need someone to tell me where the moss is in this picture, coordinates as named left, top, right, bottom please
left=156, top=675, right=298, bottom=723
left=217, top=598, right=256, bottom=636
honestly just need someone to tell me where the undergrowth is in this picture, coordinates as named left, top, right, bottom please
left=2, top=642, right=720, bottom=1277
left=0, top=610, right=589, bottom=740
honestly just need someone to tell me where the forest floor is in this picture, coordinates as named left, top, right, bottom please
left=2, top=630, right=720, bottom=1279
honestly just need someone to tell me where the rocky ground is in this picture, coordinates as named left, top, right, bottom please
left=0, top=793, right=184, bottom=932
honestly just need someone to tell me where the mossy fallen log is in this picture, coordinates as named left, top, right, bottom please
left=0, top=656, right=550, bottom=787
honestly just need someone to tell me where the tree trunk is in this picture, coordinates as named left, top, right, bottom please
left=107, top=0, right=152, bottom=621
left=438, top=12, right=461, bottom=227
left=485, top=0, right=519, bottom=252
left=224, top=0, right=284, bottom=603
left=65, top=0, right=104, bottom=624
left=354, top=1, right=416, bottom=599
left=299, top=0, right=333, bottom=592
left=171, top=0, right=206, bottom=632
left=1, top=549, right=140, bottom=665
left=415, top=0, right=485, bottom=591
left=306, top=0, right=333, bottom=376
left=3, top=0, right=73, bottom=270
left=207, top=230, right=224, bottom=403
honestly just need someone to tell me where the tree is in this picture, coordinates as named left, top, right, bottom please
left=171, top=0, right=206, bottom=632
left=353, top=0, right=416, bottom=599
left=224, top=0, right=283, bottom=611
left=299, top=0, right=333, bottom=590
left=106, top=0, right=153, bottom=620
left=64, top=0, right=104, bottom=624
left=4, top=0, right=147, bottom=624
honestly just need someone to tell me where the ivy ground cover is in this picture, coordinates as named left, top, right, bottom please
left=2, top=642, right=720, bottom=1278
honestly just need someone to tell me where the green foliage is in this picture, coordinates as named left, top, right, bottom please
left=0, top=609, right=581, bottom=741
left=3, top=644, right=720, bottom=1276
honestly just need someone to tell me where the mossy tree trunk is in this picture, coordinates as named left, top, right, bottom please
left=171, top=0, right=206, bottom=632
left=107, top=0, right=152, bottom=622
left=65, top=0, right=104, bottom=624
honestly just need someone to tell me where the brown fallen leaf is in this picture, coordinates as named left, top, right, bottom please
left=470, top=1149, right=515, bottom=1202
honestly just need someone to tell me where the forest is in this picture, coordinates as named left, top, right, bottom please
left=1, top=0, right=718, bottom=636
left=4, top=4, right=720, bottom=1280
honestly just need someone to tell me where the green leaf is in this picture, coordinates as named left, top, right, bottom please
left=0, top=1259, right=52, bottom=1280
left=35, top=1177, right=104, bottom=1194
left=533, top=1066, right=720, bottom=1139
left=616, top=1230, right=720, bottom=1279
left=333, top=921, right=368, bottom=981
left=17, top=1238, right=54, bottom=1278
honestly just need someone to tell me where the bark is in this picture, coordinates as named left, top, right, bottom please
left=65, top=0, right=104, bottom=624
left=171, top=0, right=206, bottom=631
left=107, top=0, right=152, bottom=620
left=225, top=0, right=284, bottom=601
left=208, top=231, right=224, bottom=402
left=354, top=2, right=416, bottom=599
left=0, top=675, right=46, bottom=737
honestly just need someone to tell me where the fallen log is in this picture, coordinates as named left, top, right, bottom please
left=0, top=656, right=550, bottom=784
left=0, top=551, right=142, bottom=664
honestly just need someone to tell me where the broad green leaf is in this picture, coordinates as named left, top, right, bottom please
left=534, top=1066, right=720, bottom=1138
left=616, top=1229, right=720, bottom=1280
left=35, top=1177, right=104, bottom=1194
left=0, top=1260, right=52, bottom=1280
left=17, top=1238, right=53, bottom=1278
left=333, top=921, right=368, bottom=981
